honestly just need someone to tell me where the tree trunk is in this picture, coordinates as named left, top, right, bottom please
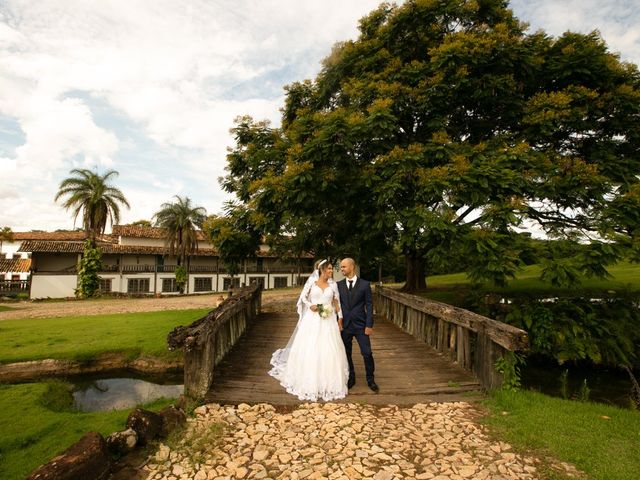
left=401, top=252, right=426, bottom=292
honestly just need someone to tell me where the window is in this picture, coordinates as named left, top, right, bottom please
left=249, top=276, right=265, bottom=288
left=223, top=277, right=241, bottom=290
left=162, top=278, right=177, bottom=293
left=128, top=278, right=150, bottom=294
left=274, top=277, right=288, bottom=289
left=194, top=277, right=213, bottom=292
left=99, top=278, right=112, bottom=293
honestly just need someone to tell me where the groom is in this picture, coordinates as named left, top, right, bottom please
left=337, top=258, right=378, bottom=392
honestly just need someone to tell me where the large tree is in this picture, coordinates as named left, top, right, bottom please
left=55, top=169, right=130, bottom=245
left=203, top=204, right=262, bottom=280
left=153, top=196, right=207, bottom=269
left=222, top=0, right=640, bottom=291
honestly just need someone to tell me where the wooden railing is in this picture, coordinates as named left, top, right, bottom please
left=0, top=280, right=30, bottom=294
left=121, top=265, right=156, bottom=272
left=167, top=284, right=262, bottom=397
left=100, top=264, right=300, bottom=274
left=375, top=286, right=528, bottom=390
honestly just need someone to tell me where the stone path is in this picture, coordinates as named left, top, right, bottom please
left=142, top=402, right=580, bottom=480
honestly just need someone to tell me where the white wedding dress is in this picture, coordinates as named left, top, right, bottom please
left=269, top=280, right=349, bottom=401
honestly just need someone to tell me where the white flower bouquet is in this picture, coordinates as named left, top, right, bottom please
left=316, top=304, right=333, bottom=318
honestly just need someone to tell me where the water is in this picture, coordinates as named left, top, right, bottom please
left=72, top=375, right=183, bottom=412
left=521, top=360, right=634, bottom=408
left=67, top=363, right=636, bottom=411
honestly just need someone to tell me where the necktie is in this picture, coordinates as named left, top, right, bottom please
left=348, top=280, right=353, bottom=291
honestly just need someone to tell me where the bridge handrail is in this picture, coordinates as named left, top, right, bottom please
left=375, top=285, right=528, bottom=389
left=167, top=283, right=261, bottom=397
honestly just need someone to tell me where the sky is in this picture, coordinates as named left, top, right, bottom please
left=1, top=0, right=638, bottom=233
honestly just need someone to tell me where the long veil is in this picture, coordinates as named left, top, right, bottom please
left=269, top=267, right=334, bottom=377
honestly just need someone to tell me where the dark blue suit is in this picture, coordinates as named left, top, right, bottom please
left=338, top=277, right=375, bottom=384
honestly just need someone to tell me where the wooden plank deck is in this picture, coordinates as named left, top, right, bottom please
left=205, top=310, right=483, bottom=406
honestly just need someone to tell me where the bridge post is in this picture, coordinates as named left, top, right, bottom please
left=182, top=332, right=217, bottom=398
left=167, top=284, right=262, bottom=398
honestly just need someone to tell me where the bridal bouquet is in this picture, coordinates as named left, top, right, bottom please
left=316, top=304, right=333, bottom=318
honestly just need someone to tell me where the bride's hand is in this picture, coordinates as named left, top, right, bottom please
left=310, top=305, right=318, bottom=312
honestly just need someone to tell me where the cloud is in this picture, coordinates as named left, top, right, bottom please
left=0, top=0, right=386, bottom=230
left=0, top=0, right=638, bottom=232
left=15, top=96, right=118, bottom=170
left=510, top=0, right=640, bottom=64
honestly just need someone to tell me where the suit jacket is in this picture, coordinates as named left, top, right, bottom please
left=337, top=277, right=374, bottom=330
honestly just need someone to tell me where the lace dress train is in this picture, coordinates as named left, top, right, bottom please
left=269, top=283, right=349, bottom=401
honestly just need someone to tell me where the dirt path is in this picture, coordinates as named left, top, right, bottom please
left=0, top=289, right=300, bottom=321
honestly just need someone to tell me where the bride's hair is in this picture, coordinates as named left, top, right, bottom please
left=316, top=259, right=330, bottom=274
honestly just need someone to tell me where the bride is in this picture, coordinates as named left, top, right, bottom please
left=269, top=259, right=349, bottom=401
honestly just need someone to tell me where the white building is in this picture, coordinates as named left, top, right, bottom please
left=19, top=225, right=313, bottom=299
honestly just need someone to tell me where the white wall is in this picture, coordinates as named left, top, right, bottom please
left=30, top=275, right=77, bottom=299
left=1, top=240, right=28, bottom=259
left=2, top=272, right=29, bottom=280
left=119, top=237, right=165, bottom=247
left=28, top=271, right=308, bottom=298
left=197, top=239, right=215, bottom=249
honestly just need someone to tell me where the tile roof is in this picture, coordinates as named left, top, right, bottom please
left=111, top=225, right=206, bottom=241
left=13, top=231, right=94, bottom=241
left=14, top=227, right=314, bottom=260
left=18, top=241, right=220, bottom=256
left=0, top=258, right=31, bottom=273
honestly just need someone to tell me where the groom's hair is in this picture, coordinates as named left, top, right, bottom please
left=342, top=257, right=356, bottom=268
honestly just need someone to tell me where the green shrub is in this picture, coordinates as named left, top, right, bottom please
left=502, top=295, right=640, bottom=367
left=175, top=265, right=187, bottom=294
left=75, top=240, right=103, bottom=298
left=37, top=380, right=76, bottom=412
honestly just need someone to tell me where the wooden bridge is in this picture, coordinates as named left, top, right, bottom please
left=168, top=285, right=528, bottom=406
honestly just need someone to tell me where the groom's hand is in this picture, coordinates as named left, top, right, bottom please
left=365, top=327, right=373, bottom=336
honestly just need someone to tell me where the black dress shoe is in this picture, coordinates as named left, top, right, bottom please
left=368, top=381, right=379, bottom=393
left=347, top=378, right=356, bottom=389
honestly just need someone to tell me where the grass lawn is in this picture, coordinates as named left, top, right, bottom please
left=484, top=389, right=640, bottom=480
left=0, top=305, right=13, bottom=312
left=0, top=309, right=210, bottom=364
left=0, top=382, right=173, bottom=479
left=423, top=261, right=640, bottom=305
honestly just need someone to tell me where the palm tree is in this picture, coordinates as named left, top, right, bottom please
left=153, top=196, right=207, bottom=267
left=55, top=169, right=130, bottom=244
left=0, top=226, right=14, bottom=252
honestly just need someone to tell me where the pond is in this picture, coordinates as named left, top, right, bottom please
left=71, top=373, right=183, bottom=412
left=521, top=359, right=635, bottom=409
